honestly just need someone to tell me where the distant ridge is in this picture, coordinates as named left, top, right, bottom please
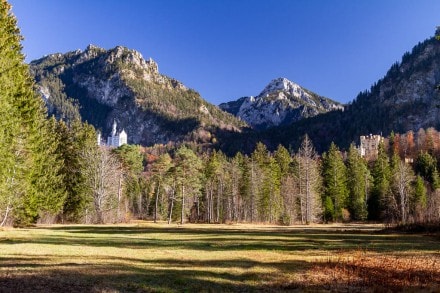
left=220, top=77, right=343, bottom=129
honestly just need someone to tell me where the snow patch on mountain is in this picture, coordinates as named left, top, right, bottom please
left=220, top=77, right=343, bottom=129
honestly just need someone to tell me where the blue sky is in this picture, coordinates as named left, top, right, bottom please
left=9, top=0, right=440, bottom=105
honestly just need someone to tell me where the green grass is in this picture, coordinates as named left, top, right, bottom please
left=0, top=223, right=439, bottom=292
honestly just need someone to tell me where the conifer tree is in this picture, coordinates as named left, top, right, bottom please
left=369, top=142, right=391, bottom=221
left=113, top=144, right=144, bottom=219
left=150, top=153, right=172, bottom=223
left=174, top=146, right=202, bottom=224
left=321, top=142, right=348, bottom=221
left=414, top=151, right=440, bottom=190
left=346, top=144, right=369, bottom=220
left=0, top=0, right=64, bottom=225
left=58, top=120, right=97, bottom=222
left=412, top=175, right=427, bottom=221
left=228, top=153, right=243, bottom=222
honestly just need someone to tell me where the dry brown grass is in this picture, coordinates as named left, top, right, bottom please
left=296, top=252, right=440, bottom=292
left=0, top=223, right=439, bottom=292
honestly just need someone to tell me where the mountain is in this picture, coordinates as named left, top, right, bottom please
left=219, top=77, right=343, bottom=129
left=29, top=30, right=440, bottom=155
left=222, top=33, right=440, bottom=154
left=30, top=45, right=246, bottom=146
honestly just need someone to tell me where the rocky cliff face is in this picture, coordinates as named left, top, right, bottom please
left=30, top=45, right=245, bottom=146
left=220, top=77, right=343, bottom=129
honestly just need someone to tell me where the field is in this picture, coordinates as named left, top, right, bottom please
left=0, top=223, right=439, bottom=292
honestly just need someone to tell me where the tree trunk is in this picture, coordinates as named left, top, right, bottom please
left=117, top=173, right=123, bottom=222
left=154, top=181, right=160, bottom=223
left=168, top=189, right=175, bottom=225
left=180, top=184, right=185, bottom=225
left=0, top=204, right=11, bottom=227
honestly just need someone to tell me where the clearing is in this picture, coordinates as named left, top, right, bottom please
left=0, top=223, right=439, bottom=292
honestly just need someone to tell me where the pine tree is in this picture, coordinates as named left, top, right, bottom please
left=174, top=146, right=202, bottom=224
left=0, top=0, right=64, bottom=226
left=150, top=153, right=172, bottom=223
left=204, top=150, right=221, bottom=223
left=414, top=151, right=440, bottom=190
left=58, top=120, right=97, bottom=222
left=321, top=142, right=348, bottom=222
left=346, top=143, right=369, bottom=220
left=274, top=144, right=293, bottom=224
left=412, top=175, right=427, bottom=221
left=113, top=144, right=144, bottom=220
left=369, top=142, right=391, bottom=221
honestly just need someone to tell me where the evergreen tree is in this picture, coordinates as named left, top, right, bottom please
left=113, top=144, right=144, bottom=219
left=0, top=1, right=64, bottom=226
left=412, top=175, right=427, bottom=221
left=174, top=146, right=202, bottom=224
left=414, top=151, right=440, bottom=190
left=274, top=144, right=292, bottom=177
left=204, top=150, right=222, bottom=223
left=228, top=153, right=244, bottom=222
left=321, top=142, right=348, bottom=221
left=149, top=153, right=172, bottom=223
left=58, top=120, right=97, bottom=222
left=369, top=142, right=391, bottom=221
left=346, top=144, right=369, bottom=220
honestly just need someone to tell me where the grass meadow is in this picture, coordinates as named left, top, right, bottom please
left=0, top=222, right=439, bottom=292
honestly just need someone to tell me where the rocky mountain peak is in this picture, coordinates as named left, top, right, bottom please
left=220, top=77, right=342, bottom=129
left=30, top=45, right=245, bottom=147
left=258, top=77, right=301, bottom=97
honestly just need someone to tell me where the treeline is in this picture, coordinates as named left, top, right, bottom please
left=137, top=133, right=439, bottom=225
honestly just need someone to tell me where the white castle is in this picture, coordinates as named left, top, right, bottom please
left=99, top=120, right=127, bottom=147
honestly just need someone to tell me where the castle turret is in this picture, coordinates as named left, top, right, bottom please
left=111, top=120, right=117, bottom=136
left=119, top=129, right=127, bottom=146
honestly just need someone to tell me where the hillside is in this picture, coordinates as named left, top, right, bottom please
left=30, top=45, right=246, bottom=146
left=220, top=77, right=343, bottom=129
left=29, top=32, right=440, bottom=154
left=219, top=34, right=440, bottom=154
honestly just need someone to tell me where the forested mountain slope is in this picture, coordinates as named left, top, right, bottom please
left=221, top=34, right=440, bottom=154
left=30, top=45, right=246, bottom=146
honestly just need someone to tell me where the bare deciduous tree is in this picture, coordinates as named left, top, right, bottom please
left=82, top=147, right=122, bottom=224
left=393, top=160, right=414, bottom=224
left=297, top=135, right=321, bottom=224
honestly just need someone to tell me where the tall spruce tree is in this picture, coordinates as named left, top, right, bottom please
left=346, top=143, right=369, bottom=220
left=58, top=120, right=97, bottom=222
left=321, top=142, right=348, bottom=222
left=369, top=142, right=391, bottom=221
left=0, top=0, right=64, bottom=226
left=174, top=146, right=202, bottom=224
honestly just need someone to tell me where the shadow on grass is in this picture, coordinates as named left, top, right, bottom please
left=16, top=225, right=440, bottom=253
left=0, top=254, right=309, bottom=292
left=0, top=254, right=439, bottom=292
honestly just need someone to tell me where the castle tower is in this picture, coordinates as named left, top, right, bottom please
left=360, top=134, right=383, bottom=161
left=111, top=120, right=117, bottom=136
left=107, top=120, right=128, bottom=147
left=119, top=129, right=127, bottom=146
